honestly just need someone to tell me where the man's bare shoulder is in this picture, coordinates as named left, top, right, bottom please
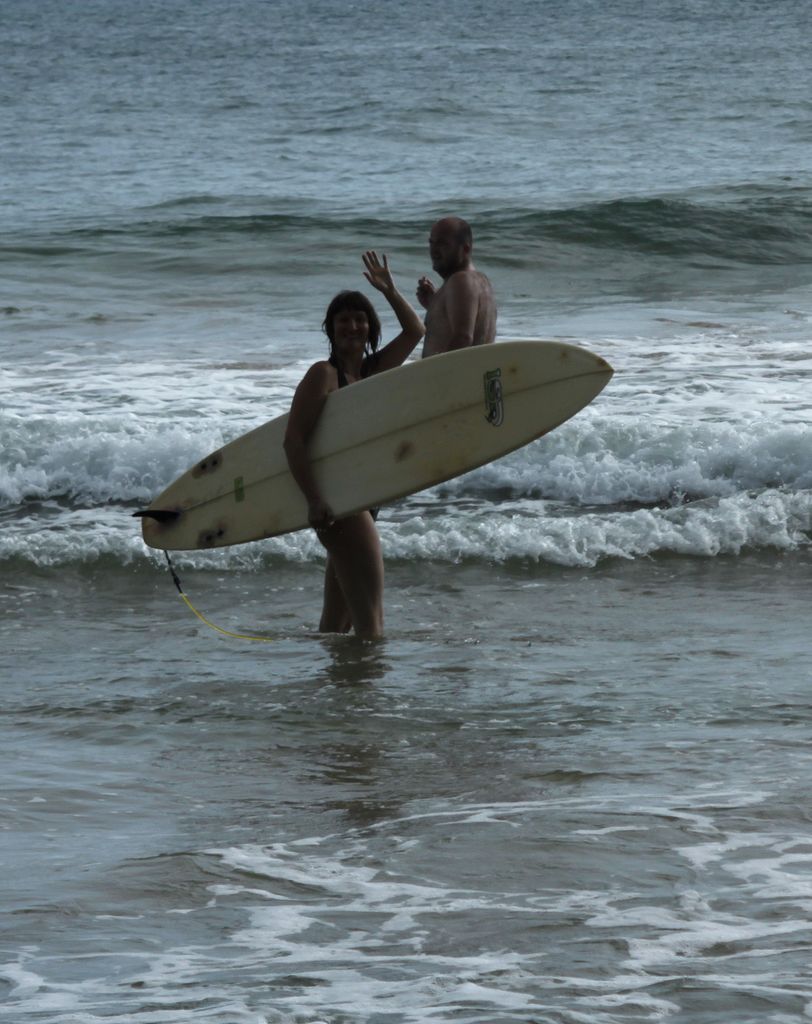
left=442, top=267, right=487, bottom=290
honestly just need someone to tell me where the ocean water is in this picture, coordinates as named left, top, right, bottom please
left=2, top=1, right=812, bottom=1021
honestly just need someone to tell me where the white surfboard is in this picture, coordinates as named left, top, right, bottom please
left=137, top=340, right=612, bottom=551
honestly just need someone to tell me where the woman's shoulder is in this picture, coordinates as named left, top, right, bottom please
left=293, top=359, right=338, bottom=396
left=302, top=359, right=337, bottom=382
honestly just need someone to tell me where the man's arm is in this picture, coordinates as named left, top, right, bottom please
left=443, top=272, right=478, bottom=350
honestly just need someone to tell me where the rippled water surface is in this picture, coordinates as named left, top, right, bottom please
left=2, top=0, right=812, bottom=1019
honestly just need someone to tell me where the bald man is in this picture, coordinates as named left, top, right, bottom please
left=416, top=216, right=497, bottom=358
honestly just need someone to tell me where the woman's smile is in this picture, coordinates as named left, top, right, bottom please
left=333, top=310, right=369, bottom=351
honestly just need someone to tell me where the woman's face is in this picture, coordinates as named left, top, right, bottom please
left=332, top=308, right=369, bottom=358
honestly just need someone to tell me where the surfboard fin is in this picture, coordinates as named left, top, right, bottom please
left=132, top=509, right=181, bottom=524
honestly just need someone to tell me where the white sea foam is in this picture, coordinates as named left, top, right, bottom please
left=3, top=791, right=807, bottom=1023
left=389, top=487, right=812, bottom=564
left=1, top=486, right=809, bottom=569
left=3, top=329, right=812, bottom=572
left=0, top=962, right=45, bottom=999
left=679, top=832, right=812, bottom=903
left=4, top=401, right=812, bottom=509
left=202, top=840, right=549, bottom=1021
left=4, top=377, right=812, bottom=569
left=199, top=789, right=811, bottom=1020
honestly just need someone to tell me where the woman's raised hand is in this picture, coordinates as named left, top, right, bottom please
left=362, top=250, right=395, bottom=295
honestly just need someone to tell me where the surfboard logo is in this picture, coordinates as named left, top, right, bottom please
left=484, top=368, right=504, bottom=426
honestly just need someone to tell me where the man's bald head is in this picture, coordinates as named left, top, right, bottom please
left=429, top=216, right=474, bottom=278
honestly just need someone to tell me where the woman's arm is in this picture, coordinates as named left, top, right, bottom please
left=362, top=251, right=425, bottom=373
left=283, top=361, right=335, bottom=528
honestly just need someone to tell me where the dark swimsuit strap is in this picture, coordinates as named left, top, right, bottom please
left=329, top=352, right=377, bottom=387
left=329, top=355, right=349, bottom=388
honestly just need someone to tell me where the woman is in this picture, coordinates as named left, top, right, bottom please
left=283, top=251, right=424, bottom=639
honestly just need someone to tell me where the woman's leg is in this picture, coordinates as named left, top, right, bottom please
left=319, top=557, right=352, bottom=634
left=316, top=512, right=384, bottom=639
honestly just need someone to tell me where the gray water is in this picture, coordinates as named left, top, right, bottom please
left=2, top=1, right=812, bottom=1020
left=3, top=554, right=812, bottom=1021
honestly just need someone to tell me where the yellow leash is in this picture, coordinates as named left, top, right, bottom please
left=163, top=551, right=276, bottom=643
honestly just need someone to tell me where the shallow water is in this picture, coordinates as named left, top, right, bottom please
left=3, top=0, right=812, bottom=1020
left=3, top=555, right=812, bottom=1021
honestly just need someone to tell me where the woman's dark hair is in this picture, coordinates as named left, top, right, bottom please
left=322, top=291, right=381, bottom=359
